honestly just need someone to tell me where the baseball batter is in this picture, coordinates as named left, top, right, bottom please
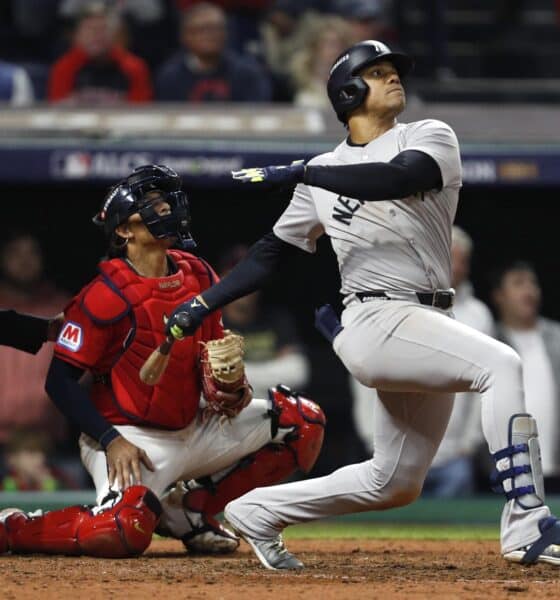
left=0, top=165, right=324, bottom=559
left=167, top=41, right=560, bottom=570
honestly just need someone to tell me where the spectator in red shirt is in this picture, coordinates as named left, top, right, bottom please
left=48, top=2, right=152, bottom=105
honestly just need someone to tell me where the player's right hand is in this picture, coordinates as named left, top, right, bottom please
left=166, top=297, right=209, bottom=340
left=105, top=436, right=155, bottom=490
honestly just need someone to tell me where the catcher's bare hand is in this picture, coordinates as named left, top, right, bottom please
left=105, top=436, right=155, bottom=490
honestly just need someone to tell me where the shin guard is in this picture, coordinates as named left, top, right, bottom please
left=492, top=413, right=545, bottom=509
left=4, top=485, right=161, bottom=557
left=186, top=444, right=298, bottom=517
left=269, top=384, right=325, bottom=472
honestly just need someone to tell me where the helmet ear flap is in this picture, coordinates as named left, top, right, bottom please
left=337, top=76, right=369, bottom=122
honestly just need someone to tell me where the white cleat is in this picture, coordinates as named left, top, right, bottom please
left=504, top=517, right=560, bottom=566
left=224, top=504, right=303, bottom=570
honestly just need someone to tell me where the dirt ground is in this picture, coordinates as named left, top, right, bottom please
left=2, top=538, right=560, bottom=599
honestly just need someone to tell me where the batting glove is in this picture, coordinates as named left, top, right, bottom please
left=232, top=160, right=306, bottom=186
left=166, top=297, right=210, bottom=340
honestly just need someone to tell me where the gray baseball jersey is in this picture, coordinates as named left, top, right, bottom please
left=273, top=119, right=462, bottom=295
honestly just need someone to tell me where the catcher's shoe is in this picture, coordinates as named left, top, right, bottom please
left=224, top=505, right=303, bottom=570
left=158, top=481, right=239, bottom=555
left=504, top=517, right=560, bottom=566
left=181, top=512, right=240, bottom=555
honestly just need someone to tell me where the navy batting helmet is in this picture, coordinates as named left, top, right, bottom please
left=327, top=40, right=414, bottom=123
left=93, top=164, right=195, bottom=250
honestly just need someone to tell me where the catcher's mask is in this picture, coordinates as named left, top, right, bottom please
left=93, top=164, right=196, bottom=250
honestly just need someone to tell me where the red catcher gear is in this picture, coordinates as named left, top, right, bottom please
left=181, top=386, right=325, bottom=516
left=0, top=522, right=7, bottom=554
left=2, top=485, right=161, bottom=558
left=84, top=250, right=219, bottom=428
left=271, top=384, right=326, bottom=472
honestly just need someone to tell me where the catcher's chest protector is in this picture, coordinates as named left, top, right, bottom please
left=91, top=251, right=214, bottom=428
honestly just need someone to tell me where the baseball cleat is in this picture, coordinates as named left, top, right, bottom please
left=504, top=517, right=560, bottom=566
left=181, top=513, right=240, bottom=555
left=239, top=533, right=304, bottom=571
left=157, top=482, right=239, bottom=555
left=224, top=505, right=303, bottom=570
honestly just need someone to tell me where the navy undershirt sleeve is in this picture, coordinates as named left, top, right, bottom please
left=45, top=357, right=120, bottom=449
left=303, top=149, right=443, bottom=201
left=202, top=232, right=298, bottom=311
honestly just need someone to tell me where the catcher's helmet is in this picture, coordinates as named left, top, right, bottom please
left=327, top=40, right=414, bottom=123
left=93, top=164, right=195, bottom=250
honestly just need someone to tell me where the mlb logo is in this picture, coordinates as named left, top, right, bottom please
left=58, top=322, right=83, bottom=352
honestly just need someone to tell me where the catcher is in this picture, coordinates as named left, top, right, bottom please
left=0, top=165, right=325, bottom=560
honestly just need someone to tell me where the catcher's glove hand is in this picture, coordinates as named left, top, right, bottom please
left=231, top=160, right=306, bottom=186
left=200, top=330, right=252, bottom=419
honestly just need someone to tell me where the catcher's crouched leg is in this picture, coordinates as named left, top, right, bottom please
left=158, top=386, right=325, bottom=554
left=0, top=485, right=161, bottom=557
left=188, top=384, right=325, bottom=515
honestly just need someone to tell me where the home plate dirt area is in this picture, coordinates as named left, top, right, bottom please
left=2, top=539, right=559, bottom=599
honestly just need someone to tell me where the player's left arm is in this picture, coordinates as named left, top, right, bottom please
left=233, top=121, right=461, bottom=201
left=233, top=151, right=441, bottom=201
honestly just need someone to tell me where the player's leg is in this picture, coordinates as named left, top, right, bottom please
left=224, top=389, right=454, bottom=569
left=335, top=300, right=554, bottom=563
left=158, top=386, right=325, bottom=553
left=350, top=375, right=376, bottom=454
left=79, top=425, right=195, bottom=505
left=0, top=485, right=161, bottom=557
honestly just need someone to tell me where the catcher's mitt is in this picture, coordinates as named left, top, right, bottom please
left=200, top=330, right=251, bottom=418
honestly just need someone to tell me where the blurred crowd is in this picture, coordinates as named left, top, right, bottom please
left=1, top=0, right=558, bottom=107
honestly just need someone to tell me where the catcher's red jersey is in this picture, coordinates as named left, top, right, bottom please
left=55, top=251, right=223, bottom=429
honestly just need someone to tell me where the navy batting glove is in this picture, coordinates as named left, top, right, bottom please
left=166, top=296, right=210, bottom=340
left=232, top=160, right=306, bottom=186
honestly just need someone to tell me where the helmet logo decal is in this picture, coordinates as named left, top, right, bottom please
left=330, top=53, right=350, bottom=75
left=102, top=186, right=119, bottom=213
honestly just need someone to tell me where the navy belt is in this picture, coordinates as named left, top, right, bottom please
left=355, top=290, right=455, bottom=310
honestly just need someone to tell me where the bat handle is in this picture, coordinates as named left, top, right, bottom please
left=159, top=336, right=175, bottom=355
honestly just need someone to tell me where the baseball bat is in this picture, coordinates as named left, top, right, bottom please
left=139, top=312, right=191, bottom=385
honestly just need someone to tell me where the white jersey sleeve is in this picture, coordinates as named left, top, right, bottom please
left=403, top=119, right=462, bottom=190
left=272, top=155, right=330, bottom=253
